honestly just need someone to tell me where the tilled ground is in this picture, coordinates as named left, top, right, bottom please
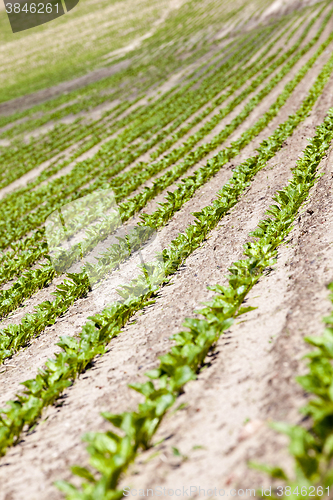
left=0, top=1, right=332, bottom=499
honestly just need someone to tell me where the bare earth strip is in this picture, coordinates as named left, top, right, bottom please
left=1, top=2, right=333, bottom=500
left=0, top=14, right=330, bottom=399
left=0, top=23, right=333, bottom=499
left=116, top=64, right=333, bottom=498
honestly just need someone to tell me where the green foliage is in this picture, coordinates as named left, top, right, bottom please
left=1, top=14, right=333, bottom=372
left=0, top=22, right=278, bottom=247
left=252, top=281, right=333, bottom=499
left=0, top=2, right=331, bottom=484
left=55, top=103, right=333, bottom=500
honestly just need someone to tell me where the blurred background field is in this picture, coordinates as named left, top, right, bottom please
left=0, top=0, right=273, bottom=104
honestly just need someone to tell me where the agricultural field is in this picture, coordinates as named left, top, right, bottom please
left=1, top=0, right=333, bottom=498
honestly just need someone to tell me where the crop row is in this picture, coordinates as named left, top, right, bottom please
left=0, top=24, right=280, bottom=284
left=54, top=105, right=333, bottom=500
left=0, top=6, right=324, bottom=292
left=0, top=0, right=316, bottom=154
left=0, top=9, right=330, bottom=328
left=254, top=281, right=333, bottom=498
left=0, top=9, right=270, bottom=170
left=0, top=53, right=332, bottom=462
left=0, top=20, right=281, bottom=227
left=0, top=22, right=290, bottom=284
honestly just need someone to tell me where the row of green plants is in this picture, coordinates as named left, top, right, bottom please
left=0, top=23, right=280, bottom=294
left=54, top=105, right=333, bottom=500
left=0, top=7, right=321, bottom=283
left=0, top=17, right=269, bottom=187
left=0, top=2, right=306, bottom=209
left=0, top=0, right=257, bottom=134
left=0, top=20, right=279, bottom=227
left=252, top=281, right=333, bottom=499
left=0, top=59, right=332, bottom=466
left=0, top=9, right=329, bottom=322
left=0, top=21, right=287, bottom=281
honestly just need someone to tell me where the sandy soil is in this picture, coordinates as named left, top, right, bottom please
left=0, top=6, right=326, bottom=334
left=115, top=57, right=333, bottom=499
left=2, top=7, right=322, bottom=226
left=121, top=131, right=333, bottom=500
left=0, top=18, right=332, bottom=500
left=0, top=1, right=332, bottom=499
